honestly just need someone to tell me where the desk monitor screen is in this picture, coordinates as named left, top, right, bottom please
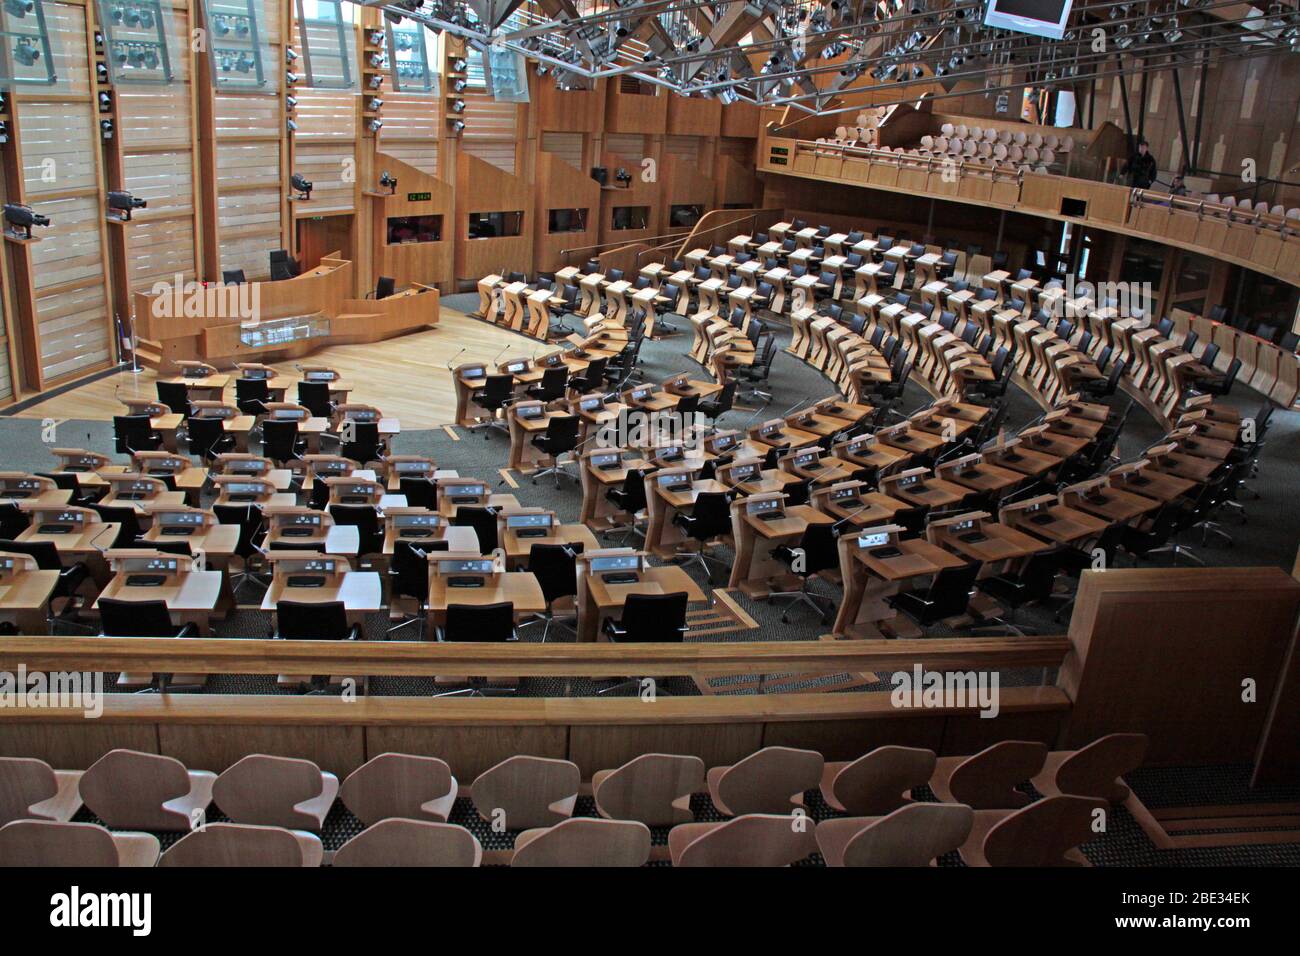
left=201, top=407, right=235, bottom=419
left=793, top=451, right=818, bottom=468
left=463, top=365, right=486, bottom=379
left=516, top=405, right=544, bottom=420
left=746, top=498, right=782, bottom=516
left=347, top=409, right=378, bottom=422
left=831, top=486, right=859, bottom=501
left=158, top=511, right=205, bottom=526
left=69, top=455, right=101, bottom=470
left=316, top=460, right=350, bottom=474
left=181, top=367, right=206, bottom=379
left=731, top=463, right=758, bottom=481
left=760, top=422, right=782, bottom=436
left=590, top=554, right=639, bottom=573
left=438, top=559, right=494, bottom=575
left=5, top=478, right=41, bottom=491
left=507, top=513, right=553, bottom=529
left=227, top=481, right=266, bottom=496
left=858, top=531, right=891, bottom=549
left=228, top=459, right=265, bottom=474
left=631, top=387, right=651, bottom=401
left=542, top=354, right=563, bottom=367
left=394, top=460, right=432, bottom=474
left=305, top=370, right=337, bottom=382
left=395, top=513, right=440, bottom=529
left=983, top=0, right=1072, bottom=40
left=590, top=452, right=620, bottom=469
left=448, top=484, right=485, bottom=497
left=242, top=368, right=270, bottom=380
left=123, top=556, right=179, bottom=573
left=896, top=474, right=922, bottom=488
left=657, top=474, right=690, bottom=489
left=712, top=434, right=735, bottom=450
left=0, top=556, right=14, bottom=573
left=659, top=446, right=684, bottom=462
left=673, top=376, right=689, bottom=389
left=505, top=361, right=528, bottom=374
left=296, top=558, right=336, bottom=573
left=52, top=511, right=84, bottom=524
left=579, top=397, right=603, bottom=412
left=341, top=484, right=374, bottom=497
left=273, top=408, right=307, bottom=420
left=952, top=518, right=977, bottom=532
left=287, top=513, right=322, bottom=527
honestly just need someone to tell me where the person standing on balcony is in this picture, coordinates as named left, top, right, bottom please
left=1122, top=139, right=1159, bottom=190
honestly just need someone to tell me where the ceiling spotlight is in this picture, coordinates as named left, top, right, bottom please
left=366, top=118, right=383, bottom=133
left=380, top=171, right=397, bottom=195
left=450, top=98, right=465, bottom=113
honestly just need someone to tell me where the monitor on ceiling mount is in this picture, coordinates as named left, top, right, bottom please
left=982, top=0, right=1073, bottom=40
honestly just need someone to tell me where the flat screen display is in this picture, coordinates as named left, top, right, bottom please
left=983, top=0, right=1072, bottom=40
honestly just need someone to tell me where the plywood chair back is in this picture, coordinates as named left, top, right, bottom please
left=0, top=757, right=61, bottom=825
left=212, top=754, right=334, bottom=830
left=674, top=814, right=818, bottom=867
left=714, top=747, right=824, bottom=815
left=842, top=803, right=974, bottom=866
left=340, top=753, right=457, bottom=825
left=512, top=818, right=651, bottom=867
left=593, top=753, right=704, bottom=826
left=831, top=746, right=936, bottom=816
left=470, top=755, right=581, bottom=830
left=79, top=749, right=203, bottom=831
left=0, top=820, right=121, bottom=867
left=333, top=819, right=482, bottom=867
left=160, top=823, right=320, bottom=867
left=1053, top=733, right=1148, bottom=803
left=982, top=795, right=1105, bottom=866
left=947, top=741, right=1048, bottom=809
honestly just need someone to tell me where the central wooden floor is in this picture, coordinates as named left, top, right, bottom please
left=13, top=306, right=528, bottom=430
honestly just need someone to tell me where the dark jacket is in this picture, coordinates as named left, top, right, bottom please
left=1124, top=150, right=1158, bottom=189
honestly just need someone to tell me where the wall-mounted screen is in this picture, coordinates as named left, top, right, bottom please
left=982, top=0, right=1073, bottom=40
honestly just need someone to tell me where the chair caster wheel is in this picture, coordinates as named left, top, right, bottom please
left=780, top=614, right=789, bottom=624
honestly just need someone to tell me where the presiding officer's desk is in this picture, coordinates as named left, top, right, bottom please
left=998, top=494, right=1111, bottom=548
left=810, top=480, right=909, bottom=529
left=0, top=550, right=61, bottom=634
left=497, top=509, right=599, bottom=570
left=0, top=473, right=71, bottom=509
left=832, top=524, right=967, bottom=639
left=579, top=449, right=651, bottom=532
left=726, top=492, right=835, bottom=598
left=574, top=548, right=706, bottom=643
left=382, top=509, right=480, bottom=556
left=260, top=553, right=382, bottom=626
left=643, top=465, right=731, bottom=559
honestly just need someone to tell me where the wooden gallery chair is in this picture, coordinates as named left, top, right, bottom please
left=0, top=757, right=84, bottom=826
left=707, top=746, right=824, bottom=816
left=815, top=802, right=975, bottom=867
left=79, top=749, right=216, bottom=832
left=0, top=820, right=160, bottom=867
left=928, top=740, right=1049, bottom=809
left=815, top=746, right=938, bottom=816
left=511, top=817, right=652, bottom=867
left=159, top=823, right=323, bottom=867
left=333, top=819, right=482, bottom=867
left=470, top=755, right=581, bottom=830
left=959, top=795, right=1107, bottom=866
left=339, top=753, right=459, bottom=825
left=668, top=814, right=819, bottom=867
left=1030, top=733, right=1148, bottom=804
left=592, top=753, right=705, bottom=826
left=211, top=754, right=339, bottom=831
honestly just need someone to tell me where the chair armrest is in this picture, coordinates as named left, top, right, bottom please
left=175, top=622, right=200, bottom=638
left=346, top=624, right=362, bottom=641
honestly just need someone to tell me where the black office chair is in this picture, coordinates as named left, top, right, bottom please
left=374, top=276, right=396, bottom=300
left=0, top=503, right=28, bottom=540
left=698, top=381, right=736, bottom=425
left=547, top=286, right=580, bottom=338
left=768, top=522, right=838, bottom=622
left=297, top=381, right=334, bottom=419
left=526, top=366, right=568, bottom=403
left=156, top=381, right=194, bottom=418
left=530, top=414, right=581, bottom=486
left=90, top=504, right=143, bottom=550
left=1082, top=358, right=1126, bottom=399
left=269, top=249, right=300, bottom=281
left=186, top=416, right=235, bottom=463
left=328, top=503, right=384, bottom=558
left=0, top=539, right=93, bottom=632
left=387, top=539, right=430, bottom=638
left=341, top=420, right=383, bottom=464
left=597, top=591, right=689, bottom=696
left=112, top=414, right=162, bottom=455
left=99, top=597, right=202, bottom=690
left=222, top=269, right=246, bottom=285
left=886, top=561, right=983, bottom=628
left=213, top=503, right=269, bottom=594
left=397, top=476, right=438, bottom=509
left=521, top=542, right=582, bottom=642
left=261, top=419, right=306, bottom=466
left=605, top=468, right=648, bottom=542
left=670, top=491, right=732, bottom=583
left=274, top=599, right=361, bottom=693
left=737, top=334, right=778, bottom=404
left=1194, top=356, right=1242, bottom=397
left=235, top=377, right=271, bottom=418
left=469, top=374, right=514, bottom=437
left=973, top=550, right=1066, bottom=634
left=570, top=356, right=608, bottom=395
left=452, top=506, right=497, bottom=553
left=435, top=602, right=519, bottom=696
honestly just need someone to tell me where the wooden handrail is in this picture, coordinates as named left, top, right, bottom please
left=0, top=635, right=1071, bottom=680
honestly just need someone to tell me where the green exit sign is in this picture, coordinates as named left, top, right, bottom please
left=407, top=192, right=431, bottom=202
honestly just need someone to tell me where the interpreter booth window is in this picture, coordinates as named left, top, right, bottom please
left=548, top=208, right=588, bottom=233
left=611, top=206, right=650, bottom=231
left=468, top=211, right=523, bottom=238
left=669, top=204, right=703, bottom=227
left=386, top=215, right=443, bottom=244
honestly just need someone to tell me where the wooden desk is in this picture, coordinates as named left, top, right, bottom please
left=888, top=476, right=969, bottom=509
left=501, top=524, right=599, bottom=570
left=426, top=572, right=546, bottom=627
left=1067, top=487, right=1160, bottom=524
left=577, top=565, right=706, bottom=642
left=645, top=478, right=730, bottom=559
left=940, top=461, right=1025, bottom=497
left=728, top=504, right=834, bottom=599
left=382, top=526, right=480, bottom=556
left=0, top=489, right=72, bottom=509
left=834, top=537, right=966, bottom=639
left=262, top=571, right=384, bottom=627
left=932, top=522, right=1049, bottom=564
left=95, top=570, right=223, bottom=635
left=1004, top=504, right=1110, bottom=547
left=0, top=567, right=60, bottom=633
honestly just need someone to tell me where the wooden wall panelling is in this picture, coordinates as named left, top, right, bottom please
left=660, top=151, right=717, bottom=241
left=533, top=151, right=602, bottom=273
left=1058, top=567, right=1300, bottom=766
left=719, top=99, right=760, bottom=138
left=454, top=150, right=532, bottom=284
left=372, top=153, right=454, bottom=289
left=666, top=94, right=721, bottom=137
left=597, top=150, right=661, bottom=248
left=604, top=80, right=666, bottom=135
left=534, top=78, right=605, bottom=133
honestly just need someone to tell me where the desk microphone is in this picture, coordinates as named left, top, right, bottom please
left=829, top=497, right=884, bottom=535
left=444, top=347, right=466, bottom=371
left=492, top=345, right=511, bottom=367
